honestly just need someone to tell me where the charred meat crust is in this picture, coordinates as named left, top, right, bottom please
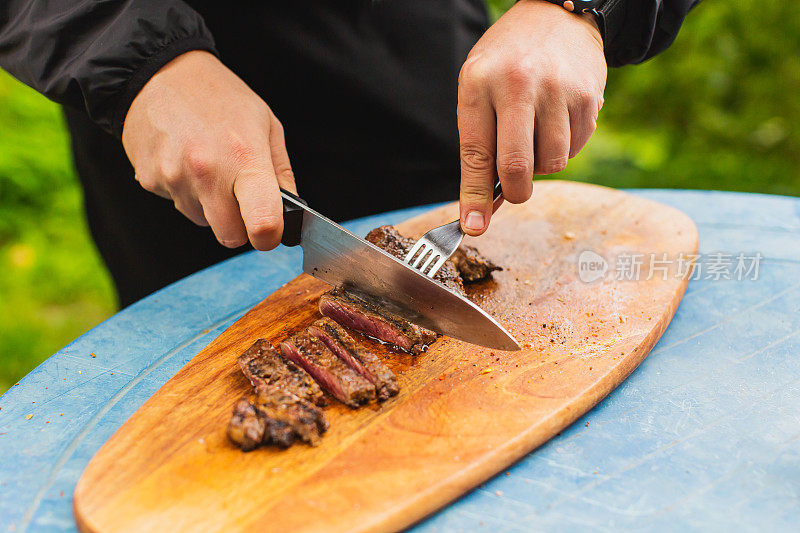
left=281, top=331, right=376, bottom=408
left=309, top=318, right=399, bottom=401
left=255, top=391, right=328, bottom=447
left=227, top=398, right=268, bottom=452
left=366, top=225, right=501, bottom=285
left=365, top=225, right=465, bottom=294
left=449, top=245, right=502, bottom=282
left=227, top=393, right=328, bottom=451
left=319, top=288, right=438, bottom=355
left=237, top=339, right=326, bottom=406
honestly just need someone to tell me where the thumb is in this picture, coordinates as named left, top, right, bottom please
left=458, top=84, right=496, bottom=236
left=459, top=158, right=496, bottom=237
left=269, top=114, right=297, bottom=195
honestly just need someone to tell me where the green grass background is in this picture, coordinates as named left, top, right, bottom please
left=0, top=0, right=797, bottom=394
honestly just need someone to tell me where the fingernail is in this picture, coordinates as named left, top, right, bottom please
left=464, top=211, right=484, bottom=231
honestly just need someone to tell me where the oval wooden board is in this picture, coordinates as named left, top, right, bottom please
left=74, top=181, right=698, bottom=533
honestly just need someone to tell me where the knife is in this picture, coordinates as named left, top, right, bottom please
left=279, top=189, right=521, bottom=351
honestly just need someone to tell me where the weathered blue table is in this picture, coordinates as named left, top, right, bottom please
left=2, top=190, right=799, bottom=532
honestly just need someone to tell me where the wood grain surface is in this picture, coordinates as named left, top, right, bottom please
left=73, top=181, right=698, bottom=533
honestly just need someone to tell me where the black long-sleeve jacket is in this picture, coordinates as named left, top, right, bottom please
left=0, top=1, right=700, bottom=139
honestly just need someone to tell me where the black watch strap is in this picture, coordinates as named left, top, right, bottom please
left=542, top=0, right=604, bottom=14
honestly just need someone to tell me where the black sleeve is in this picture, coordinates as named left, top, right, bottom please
left=0, top=1, right=218, bottom=137
left=596, top=0, right=702, bottom=67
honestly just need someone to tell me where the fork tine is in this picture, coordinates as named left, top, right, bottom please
left=405, top=240, right=426, bottom=265
left=426, top=255, right=448, bottom=278
left=413, top=248, right=432, bottom=270
left=419, top=253, right=440, bottom=275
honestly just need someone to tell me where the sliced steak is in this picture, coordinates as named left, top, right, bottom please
left=319, top=288, right=438, bottom=355
left=227, top=397, right=268, bottom=452
left=237, top=339, right=326, bottom=406
left=366, top=225, right=464, bottom=294
left=227, top=392, right=327, bottom=450
left=255, top=391, right=328, bottom=447
left=281, top=331, right=376, bottom=407
left=450, top=244, right=502, bottom=282
left=227, top=397, right=296, bottom=449
left=309, top=318, right=399, bottom=401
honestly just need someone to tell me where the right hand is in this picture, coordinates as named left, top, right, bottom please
left=122, top=50, right=295, bottom=250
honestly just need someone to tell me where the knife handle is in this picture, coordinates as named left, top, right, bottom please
left=280, top=188, right=306, bottom=247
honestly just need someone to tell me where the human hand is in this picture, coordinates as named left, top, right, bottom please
left=122, top=50, right=295, bottom=250
left=457, top=0, right=607, bottom=235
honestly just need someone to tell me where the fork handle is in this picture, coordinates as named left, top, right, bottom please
left=492, top=179, right=504, bottom=214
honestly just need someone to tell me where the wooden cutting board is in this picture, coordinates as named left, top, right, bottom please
left=73, top=180, right=698, bottom=532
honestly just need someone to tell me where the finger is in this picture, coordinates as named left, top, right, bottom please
left=495, top=101, right=534, bottom=204
left=533, top=97, right=571, bottom=175
left=199, top=188, right=248, bottom=248
left=156, top=163, right=210, bottom=226
left=269, top=115, right=297, bottom=194
left=173, top=196, right=209, bottom=227
left=568, top=93, right=600, bottom=158
left=233, top=154, right=284, bottom=251
left=133, top=171, right=170, bottom=199
left=458, top=75, right=497, bottom=236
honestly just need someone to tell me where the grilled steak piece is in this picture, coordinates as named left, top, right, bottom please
left=449, top=244, right=502, bottom=282
left=227, top=392, right=328, bottom=450
left=227, top=397, right=296, bottom=450
left=366, top=224, right=501, bottom=284
left=237, top=339, right=326, bottom=406
left=255, top=391, right=328, bottom=447
left=281, top=331, right=376, bottom=407
left=227, top=397, right=268, bottom=452
left=309, top=318, right=399, bottom=401
left=365, top=225, right=464, bottom=294
left=319, top=288, right=438, bottom=355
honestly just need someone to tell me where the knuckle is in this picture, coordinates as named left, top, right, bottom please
left=271, top=116, right=285, bottom=136
left=276, top=164, right=296, bottom=186
left=538, top=62, right=563, bottom=94
left=460, top=181, right=492, bottom=202
left=501, top=63, right=532, bottom=89
left=135, top=172, right=158, bottom=193
left=574, top=87, right=598, bottom=110
left=538, top=155, right=568, bottom=175
left=540, top=72, right=562, bottom=94
left=460, top=144, right=495, bottom=173
left=459, top=56, right=489, bottom=86
left=248, top=209, right=283, bottom=239
left=158, top=162, right=182, bottom=189
left=228, top=138, right=259, bottom=167
left=498, top=153, right=533, bottom=181
left=184, top=149, right=215, bottom=181
left=458, top=57, right=490, bottom=103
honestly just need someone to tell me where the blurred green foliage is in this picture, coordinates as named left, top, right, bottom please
left=0, top=0, right=797, bottom=394
left=0, top=73, right=116, bottom=394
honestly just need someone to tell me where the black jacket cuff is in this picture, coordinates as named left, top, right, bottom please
left=598, top=0, right=700, bottom=67
left=111, top=36, right=218, bottom=139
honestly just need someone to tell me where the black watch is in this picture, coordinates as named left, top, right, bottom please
left=543, top=0, right=603, bottom=14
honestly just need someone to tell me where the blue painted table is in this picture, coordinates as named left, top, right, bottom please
left=2, top=190, right=799, bottom=532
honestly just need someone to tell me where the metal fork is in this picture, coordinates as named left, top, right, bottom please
left=405, top=181, right=504, bottom=277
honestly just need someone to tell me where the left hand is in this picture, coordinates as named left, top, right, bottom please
left=457, top=0, right=607, bottom=235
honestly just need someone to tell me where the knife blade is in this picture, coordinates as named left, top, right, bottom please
left=280, top=189, right=520, bottom=351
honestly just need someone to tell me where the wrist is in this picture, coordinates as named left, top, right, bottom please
left=516, top=0, right=603, bottom=45
left=579, top=9, right=600, bottom=33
